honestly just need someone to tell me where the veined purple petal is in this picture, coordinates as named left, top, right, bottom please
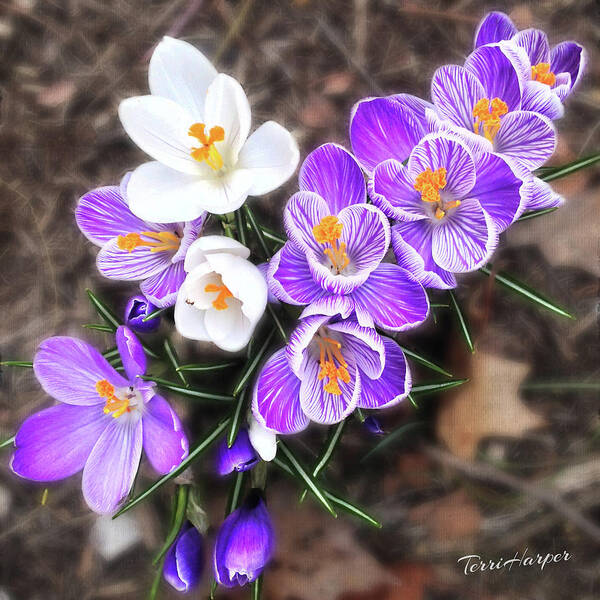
left=495, top=110, right=556, bottom=170
left=82, top=416, right=143, bottom=514
left=164, top=523, right=204, bottom=593
left=286, top=315, right=329, bottom=378
left=11, top=404, right=107, bottom=481
left=359, top=337, right=411, bottom=409
left=474, top=12, right=517, bottom=47
left=391, top=222, right=457, bottom=290
left=140, top=261, right=186, bottom=308
left=34, top=337, right=128, bottom=406
left=97, top=238, right=173, bottom=281
left=299, top=143, right=366, bottom=213
left=551, top=41, right=587, bottom=93
left=142, top=395, right=189, bottom=474
left=115, top=325, right=146, bottom=380
left=431, top=197, right=497, bottom=273
left=390, top=94, right=435, bottom=130
left=124, top=295, right=161, bottom=333
left=299, top=294, right=355, bottom=321
left=349, top=96, right=425, bottom=172
left=216, top=429, right=259, bottom=475
left=553, top=72, right=572, bottom=102
left=351, top=263, right=430, bottom=331
left=521, top=80, right=564, bottom=120
left=257, top=263, right=280, bottom=305
left=514, top=28, right=551, bottom=65
left=283, top=191, right=329, bottom=256
left=172, top=215, right=206, bottom=263
left=252, top=348, right=309, bottom=435
left=522, top=177, right=564, bottom=211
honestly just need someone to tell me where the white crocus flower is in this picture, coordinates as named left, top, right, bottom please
left=175, top=236, right=267, bottom=352
left=248, top=414, right=277, bottom=462
left=119, top=37, right=299, bottom=222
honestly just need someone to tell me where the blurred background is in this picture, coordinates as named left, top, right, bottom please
left=0, top=0, right=599, bottom=598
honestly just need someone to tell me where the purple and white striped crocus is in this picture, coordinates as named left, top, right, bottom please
left=268, top=143, right=429, bottom=331
left=76, top=174, right=206, bottom=308
left=370, top=131, right=525, bottom=288
left=11, top=326, right=188, bottom=514
left=474, top=11, right=586, bottom=105
left=253, top=314, right=411, bottom=431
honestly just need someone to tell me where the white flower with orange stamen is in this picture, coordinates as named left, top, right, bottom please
left=174, top=236, right=267, bottom=352
left=118, top=37, right=299, bottom=222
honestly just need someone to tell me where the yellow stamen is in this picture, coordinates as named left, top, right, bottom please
left=312, top=216, right=350, bottom=274
left=204, top=283, right=233, bottom=311
left=531, top=62, right=556, bottom=86
left=472, top=97, right=508, bottom=142
left=189, top=122, right=225, bottom=170
left=96, top=379, right=131, bottom=418
left=117, top=231, right=181, bottom=253
left=317, top=335, right=350, bottom=396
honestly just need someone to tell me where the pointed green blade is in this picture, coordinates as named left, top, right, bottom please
left=176, top=361, right=239, bottom=373
left=411, top=379, right=469, bottom=396
left=400, top=346, right=452, bottom=377
left=0, top=435, right=15, bottom=450
left=152, top=484, right=189, bottom=565
left=448, top=290, right=474, bottom=353
left=86, top=289, right=120, bottom=330
left=0, top=360, right=33, bottom=368
left=516, top=207, right=558, bottom=222
left=139, top=376, right=235, bottom=402
left=538, top=152, right=600, bottom=183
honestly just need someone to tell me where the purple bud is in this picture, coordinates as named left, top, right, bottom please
left=363, top=416, right=385, bottom=435
left=213, top=491, right=274, bottom=587
left=163, top=522, right=204, bottom=593
left=216, top=429, right=259, bottom=476
left=124, top=295, right=160, bottom=333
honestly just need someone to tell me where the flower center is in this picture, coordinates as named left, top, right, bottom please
left=204, top=283, right=233, bottom=311
left=316, top=334, right=350, bottom=396
left=531, top=62, right=556, bottom=86
left=96, top=379, right=132, bottom=419
left=414, top=167, right=460, bottom=220
left=472, top=97, right=508, bottom=142
left=189, top=122, right=225, bottom=170
left=312, top=216, right=349, bottom=274
left=116, top=231, right=181, bottom=253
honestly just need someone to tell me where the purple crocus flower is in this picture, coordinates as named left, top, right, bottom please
left=216, top=429, right=259, bottom=475
left=11, top=326, right=189, bottom=514
left=76, top=174, right=206, bottom=308
left=268, top=143, right=429, bottom=331
left=253, top=314, right=411, bottom=431
left=474, top=11, right=586, bottom=104
left=163, top=522, right=204, bottom=593
left=124, top=294, right=161, bottom=333
left=363, top=416, right=385, bottom=436
left=213, top=491, right=274, bottom=587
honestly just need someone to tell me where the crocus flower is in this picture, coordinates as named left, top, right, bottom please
left=253, top=314, right=411, bottom=431
left=371, top=131, right=525, bottom=288
left=76, top=174, right=206, bottom=308
left=163, top=522, right=204, bottom=593
left=124, top=294, right=161, bottom=333
left=268, top=143, right=429, bottom=331
left=474, top=11, right=586, bottom=104
left=174, top=236, right=267, bottom=352
left=118, top=36, right=299, bottom=221
left=363, top=416, right=385, bottom=435
left=213, top=491, right=274, bottom=587
left=11, top=326, right=189, bottom=514
left=216, top=429, right=259, bottom=475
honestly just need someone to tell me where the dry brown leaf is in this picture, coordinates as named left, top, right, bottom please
left=436, top=353, right=547, bottom=459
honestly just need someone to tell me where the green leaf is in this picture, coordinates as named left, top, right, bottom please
left=102, top=347, right=120, bottom=360
left=225, top=471, right=246, bottom=515
left=164, top=339, right=188, bottom=388
left=148, top=558, right=164, bottom=600
left=113, top=419, right=230, bottom=518
left=480, top=264, right=574, bottom=320
left=142, top=307, right=169, bottom=322
left=448, top=290, right=474, bottom=353
left=227, top=388, right=247, bottom=448
left=0, top=360, right=33, bottom=368
left=324, top=490, right=382, bottom=528
left=235, top=209, right=247, bottom=246
left=0, top=435, right=15, bottom=450
left=86, top=289, right=120, bottom=330
left=400, top=345, right=452, bottom=377
left=407, top=393, right=419, bottom=409
left=176, top=360, right=239, bottom=373
left=267, top=304, right=288, bottom=343
left=516, top=207, right=558, bottom=222
left=152, top=484, right=189, bottom=565
left=521, top=380, right=600, bottom=392
left=245, top=221, right=287, bottom=246
left=538, top=153, right=600, bottom=183
left=251, top=574, right=263, bottom=600
left=277, top=442, right=337, bottom=517
left=140, top=375, right=235, bottom=402
left=233, top=329, right=276, bottom=397
left=243, top=205, right=271, bottom=260
left=82, top=323, right=115, bottom=332
left=411, top=378, right=469, bottom=395
left=361, top=421, right=426, bottom=462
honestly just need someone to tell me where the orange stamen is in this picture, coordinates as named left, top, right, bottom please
left=96, top=379, right=131, bottom=418
left=414, top=167, right=447, bottom=204
left=117, top=231, right=181, bottom=253
left=189, top=122, right=225, bottom=170
left=312, top=216, right=349, bottom=274
left=204, top=283, right=233, bottom=311
left=531, top=62, right=556, bottom=86
left=472, top=97, right=508, bottom=142
left=317, top=335, right=350, bottom=396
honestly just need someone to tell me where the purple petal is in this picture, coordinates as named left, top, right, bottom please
left=34, top=337, right=128, bottom=406
left=286, top=315, right=329, bottom=377
left=553, top=72, right=572, bottom=102
left=470, top=152, right=524, bottom=232
left=11, top=404, right=106, bottom=481
left=257, top=263, right=280, bottom=305
left=349, top=96, right=425, bottom=172
left=216, top=428, right=258, bottom=475
left=299, top=143, right=366, bottom=213
left=142, top=395, right=189, bottom=474
left=82, top=417, right=143, bottom=514
left=124, top=295, right=161, bottom=333
left=299, top=294, right=354, bottom=321
left=431, top=197, right=497, bottom=273
left=164, top=524, right=204, bottom=593
left=521, top=81, right=564, bottom=120
left=351, top=263, right=430, bottom=331
left=140, top=261, right=186, bottom=308
left=474, top=12, right=517, bottom=47
left=390, top=94, right=435, bottom=129
left=252, top=348, right=309, bottom=435
left=97, top=238, right=173, bottom=281
left=514, top=28, right=550, bottom=65
left=431, top=65, right=485, bottom=130
left=522, top=177, right=564, bottom=211
left=495, top=110, right=556, bottom=170
left=172, top=215, right=206, bottom=263
left=359, top=337, right=411, bottom=409
left=283, top=191, right=329, bottom=256
left=551, top=42, right=587, bottom=93
left=115, top=326, right=146, bottom=380
left=391, top=222, right=457, bottom=289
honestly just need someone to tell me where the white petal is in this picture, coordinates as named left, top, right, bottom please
left=174, top=287, right=210, bottom=341
left=193, top=168, right=255, bottom=215
left=184, top=268, right=222, bottom=309
left=248, top=416, right=277, bottom=462
left=184, top=235, right=250, bottom=272
left=127, top=162, right=209, bottom=223
left=237, top=121, right=300, bottom=195
left=204, top=74, right=251, bottom=165
left=149, top=36, right=217, bottom=120
left=204, top=302, right=253, bottom=352
left=118, top=96, right=203, bottom=175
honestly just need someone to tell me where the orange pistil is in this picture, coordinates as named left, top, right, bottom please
left=204, top=283, right=233, bottom=311
left=96, top=379, right=131, bottom=418
left=472, top=97, right=508, bottom=142
left=312, top=216, right=350, bottom=274
left=531, top=62, right=556, bottom=86
left=189, top=122, right=225, bottom=170
left=117, top=231, right=181, bottom=253
left=414, top=167, right=460, bottom=220
left=317, top=335, right=350, bottom=396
